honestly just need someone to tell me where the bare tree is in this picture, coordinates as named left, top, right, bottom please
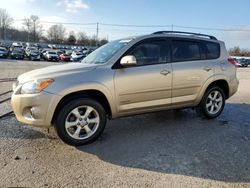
left=47, top=24, right=66, bottom=43
left=99, top=38, right=108, bottom=46
left=229, top=46, right=250, bottom=57
left=77, top=32, right=89, bottom=45
left=23, top=15, right=42, bottom=42
left=23, top=17, right=32, bottom=41
left=67, top=31, right=76, bottom=44
left=0, top=8, right=13, bottom=40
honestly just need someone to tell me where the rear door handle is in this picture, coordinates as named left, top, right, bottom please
left=204, top=66, right=212, bottom=72
left=160, top=69, right=171, bottom=76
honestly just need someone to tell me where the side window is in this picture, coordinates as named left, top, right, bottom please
left=128, top=40, right=170, bottom=66
left=206, top=42, right=220, bottom=59
left=172, top=40, right=201, bottom=62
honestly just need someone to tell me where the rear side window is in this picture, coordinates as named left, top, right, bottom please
left=205, top=42, right=220, bottom=59
left=172, top=41, right=200, bottom=62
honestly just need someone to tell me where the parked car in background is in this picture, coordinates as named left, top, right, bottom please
left=235, top=58, right=248, bottom=67
left=66, top=50, right=72, bottom=56
left=85, top=48, right=95, bottom=56
left=0, top=47, right=8, bottom=58
left=45, top=51, right=59, bottom=62
left=57, top=50, right=65, bottom=56
left=29, top=50, right=41, bottom=61
left=41, top=50, right=48, bottom=60
left=59, top=53, right=71, bottom=62
left=10, top=48, right=25, bottom=59
left=10, top=43, right=23, bottom=52
left=25, top=47, right=38, bottom=58
left=71, top=51, right=86, bottom=62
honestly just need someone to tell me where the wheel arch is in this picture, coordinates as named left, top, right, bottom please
left=51, top=89, right=113, bottom=125
left=196, top=77, right=230, bottom=105
left=205, top=80, right=229, bottom=99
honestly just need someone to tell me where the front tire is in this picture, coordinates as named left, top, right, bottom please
left=199, top=86, right=225, bottom=119
left=54, top=98, right=107, bottom=146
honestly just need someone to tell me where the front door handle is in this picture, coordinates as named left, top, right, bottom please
left=204, top=66, right=212, bottom=72
left=160, top=69, right=171, bottom=76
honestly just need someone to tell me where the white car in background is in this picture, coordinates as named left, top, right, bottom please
left=71, top=51, right=86, bottom=62
left=45, top=51, right=59, bottom=62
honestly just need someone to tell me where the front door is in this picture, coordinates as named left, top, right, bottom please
left=114, top=39, right=172, bottom=114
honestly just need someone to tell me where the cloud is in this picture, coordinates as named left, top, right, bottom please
left=57, top=0, right=89, bottom=13
left=11, top=0, right=36, bottom=3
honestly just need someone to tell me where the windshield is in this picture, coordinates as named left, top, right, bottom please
left=48, top=52, right=56, bottom=54
left=82, top=39, right=132, bottom=64
left=13, top=49, right=22, bottom=53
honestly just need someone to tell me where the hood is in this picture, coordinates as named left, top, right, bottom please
left=18, top=63, right=97, bottom=83
left=48, top=54, right=58, bottom=57
left=72, top=54, right=84, bottom=58
left=30, top=52, right=39, bottom=56
left=12, top=52, right=23, bottom=55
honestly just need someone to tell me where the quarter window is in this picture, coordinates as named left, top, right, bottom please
left=206, top=42, right=220, bottom=59
left=172, top=41, right=200, bottom=62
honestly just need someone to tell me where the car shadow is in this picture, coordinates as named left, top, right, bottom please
left=77, top=103, right=250, bottom=183
left=0, top=117, right=52, bottom=140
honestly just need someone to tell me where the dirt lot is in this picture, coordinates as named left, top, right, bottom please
left=0, top=59, right=249, bottom=188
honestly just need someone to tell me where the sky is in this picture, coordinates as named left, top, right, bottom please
left=1, top=0, right=250, bottom=48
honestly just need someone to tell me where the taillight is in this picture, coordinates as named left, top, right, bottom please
left=228, top=58, right=237, bottom=67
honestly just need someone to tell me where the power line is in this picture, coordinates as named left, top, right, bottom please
left=100, top=23, right=172, bottom=28
left=14, top=19, right=97, bottom=26
left=13, top=19, right=250, bottom=32
left=173, top=25, right=250, bottom=32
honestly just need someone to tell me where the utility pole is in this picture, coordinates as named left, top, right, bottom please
left=33, top=21, right=36, bottom=42
left=27, top=19, right=30, bottom=42
left=96, top=22, right=99, bottom=47
left=171, top=24, right=174, bottom=31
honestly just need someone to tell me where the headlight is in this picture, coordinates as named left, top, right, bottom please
left=20, top=79, right=54, bottom=94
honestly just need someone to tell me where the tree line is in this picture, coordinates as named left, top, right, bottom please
left=228, top=46, right=250, bottom=57
left=0, top=8, right=108, bottom=46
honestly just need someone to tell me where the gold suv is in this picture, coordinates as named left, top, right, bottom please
left=11, top=31, right=239, bottom=145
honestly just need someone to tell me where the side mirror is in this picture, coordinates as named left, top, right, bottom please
left=120, top=55, right=137, bottom=67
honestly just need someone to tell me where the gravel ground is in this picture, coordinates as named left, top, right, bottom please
left=0, top=60, right=249, bottom=188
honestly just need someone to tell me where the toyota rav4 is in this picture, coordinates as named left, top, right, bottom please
left=11, top=31, right=239, bottom=146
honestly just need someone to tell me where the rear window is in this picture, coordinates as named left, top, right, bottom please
left=172, top=41, right=200, bottom=62
left=205, top=42, right=220, bottom=59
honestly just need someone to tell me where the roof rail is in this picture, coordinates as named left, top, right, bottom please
left=152, top=31, right=217, bottom=40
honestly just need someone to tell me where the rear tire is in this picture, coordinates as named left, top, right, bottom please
left=54, top=98, right=107, bottom=146
left=199, top=86, right=225, bottom=119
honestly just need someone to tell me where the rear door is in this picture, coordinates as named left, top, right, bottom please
left=171, top=39, right=214, bottom=105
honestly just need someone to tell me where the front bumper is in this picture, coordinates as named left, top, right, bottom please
left=48, top=56, right=58, bottom=61
left=0, top=53, right=7, bottom=57
left=11, top=91, right=60, bottom=128
left=11, top=55, right=23, bottom=59
left=30, top=55, right=41, bottom=60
